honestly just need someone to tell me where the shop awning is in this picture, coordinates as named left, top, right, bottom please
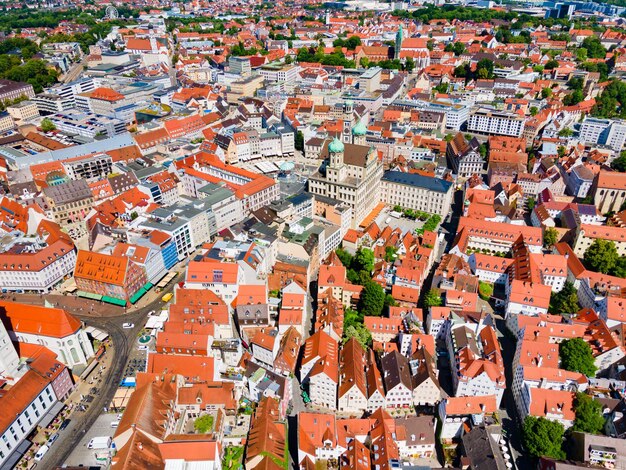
left=38, top=401, right=65, bottom=428
left=77, top=291, right=102, bottom=301
left=129, top=288, right=147, bottom=304
left=102, top=296, right=126, bottom=306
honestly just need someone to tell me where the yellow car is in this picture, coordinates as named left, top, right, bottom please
left=161, top=292, right=173, bottom=303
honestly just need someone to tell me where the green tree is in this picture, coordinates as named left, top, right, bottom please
left=558, top=128, right=574, bottom=137
left=40, top=118, right=56, bottom=132
left=584, top=239, right=619, bottom=274
left=544, top=59, right=559, bottom=70
left=573, top=392, right=605, bottom=434
left=544, top=227, right=558, bottom=248
left=358, top=281, right=385, bottom=317
left=194, top=414, right=214, bottom=433
left=549, top=281, right=579, bottom=314
left=343, top=324, right=372, bottom=348
left=478, top=281, right=494, bottom=301
left=541, top=87, right=553, bottom=99
left=433, top=83, right=448, bottom=94
left=522, top=416, right=566, bottom=460
left=592, top=80, right=626, bottom=119
left=295, top=130, right=304, bottom=151
left=581, top=35, right=606, bottom=59
left=454, top=63, right=469, bottom=78
left=527, top=197, right=536, bottom=210
left=353, top=248, right=375, bottom=274
left=404, top=57, right=415, bottom=73
left=476, top=58, right=494, bottom=79
left=335, top=248, right=353, bottom=269
left=611, top=152, right=626, bottom=172
left=530, top=106, right=538, bottom=116
left=560, top=338, right=597, bottom=377
left=384, top=246, right=398, bottom=262
left=575, top=48, right=588, bottom=62
left=563, top=89, right=584, bottom=106
left=384, top=294, right=397, bottom=308
left=345, top=36, right=362, bottom=50
left=423, top=289, right=442, bottom=308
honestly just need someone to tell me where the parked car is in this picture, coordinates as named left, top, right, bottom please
left=122, top=323, right=134, bottom=329
left=59, top=419, right=71, bottom=431
left=47, top=433, right=59, bottom=446
left=34, top=445, right=49, bottom=461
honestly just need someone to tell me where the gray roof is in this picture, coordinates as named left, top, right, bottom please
left=43, top=179, right=92, bottom=205
left=461, top=425, right=508, bottom=470
left=12, top=133, right=135, bottom=169
left=382, top=171, right=453, bottom=193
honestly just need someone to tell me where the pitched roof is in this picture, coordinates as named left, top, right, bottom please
left=338, top=338, right=367, bottom=399
left=529, top=388, right=575, bottom=421
left=74, top=249, right=130, bottom=286
left=0, top=301, right=82, bottom=338
left=444, top=395, right=498, bottom=415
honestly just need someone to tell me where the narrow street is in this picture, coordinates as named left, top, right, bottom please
left=41, top=309, right=144, bottom=468
left=9, top=273, right=184, bottom=468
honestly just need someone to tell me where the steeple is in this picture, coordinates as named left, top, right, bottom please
left=395, top=24, right=403, bottom=60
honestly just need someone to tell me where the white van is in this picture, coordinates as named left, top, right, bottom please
left=34, top=445, right=49, bottom=461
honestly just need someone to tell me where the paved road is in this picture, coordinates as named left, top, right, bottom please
left=440, top=188, right=463, bottom=254
left=62, top=57, right=87, bottom=84
left=29, top=278, right=183, bottom=468
left=41, top=310, right=144, bottom=468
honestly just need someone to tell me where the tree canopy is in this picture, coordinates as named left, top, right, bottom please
left=423, top=289, right=442, bottom=308
left=522, top=416, right=566, bottom=460
left=549, top=281, right=579, bottom=315
left=612, top=152, right=626, bottom=172
left=333, top=35, right=361, bottom=50
left=573, top=392, right=605, bottom=434
left=358, top=280, right=385, bottom=317
left=580, top=36, right=606, bottom=59
left=544, top=227, right=559, bottom=248
left=584, top=239, right=620, bottom=275
left=592, top=80, right=626, bottom=119
left=560, top=338, right=597, bottom=377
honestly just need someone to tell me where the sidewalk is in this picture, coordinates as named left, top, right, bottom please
left=17, top=343, right=115, bottom=469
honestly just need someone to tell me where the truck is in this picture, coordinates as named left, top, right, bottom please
left=88, top=436, right=112, bottom=449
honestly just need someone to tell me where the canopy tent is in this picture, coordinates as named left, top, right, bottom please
left=77, top=291, right=102, bottom=301
left=101, top=296, right=126, bottom=307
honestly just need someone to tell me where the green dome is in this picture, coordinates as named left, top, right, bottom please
left=329, top=137, right=344, bottom=153
left=352, top=120, right=367, bottom=136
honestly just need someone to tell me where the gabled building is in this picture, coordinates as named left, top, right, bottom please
left=447, top=133, right=484, bottom=178
left=381, top=350, right=414, bottom=409
left=0, top=302, right=94, bottom=368
left=74, top=250, right=147, bottom=305
left=301, top=331, right=339, bottom=410
left=337, top=338, right=368, bottom=415
left=438, top=395, right=498, bottom=442
left=447, top=323, right=505, bottom=406
left=246, top=397, right=287, bottom=470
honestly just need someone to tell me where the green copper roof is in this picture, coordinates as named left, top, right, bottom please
left=328, top=137, right=344, bottom=153
left=352, top=120, right=367, bottom=136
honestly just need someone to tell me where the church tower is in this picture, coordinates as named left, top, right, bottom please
left=395, top=24, right=403, bottom=60
left=327, top=137, right=346, bottom=183
left=352, top=120, right=367, bottom=146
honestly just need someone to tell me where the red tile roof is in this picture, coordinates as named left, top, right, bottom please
left=0, top=301, right=82, bottom=338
